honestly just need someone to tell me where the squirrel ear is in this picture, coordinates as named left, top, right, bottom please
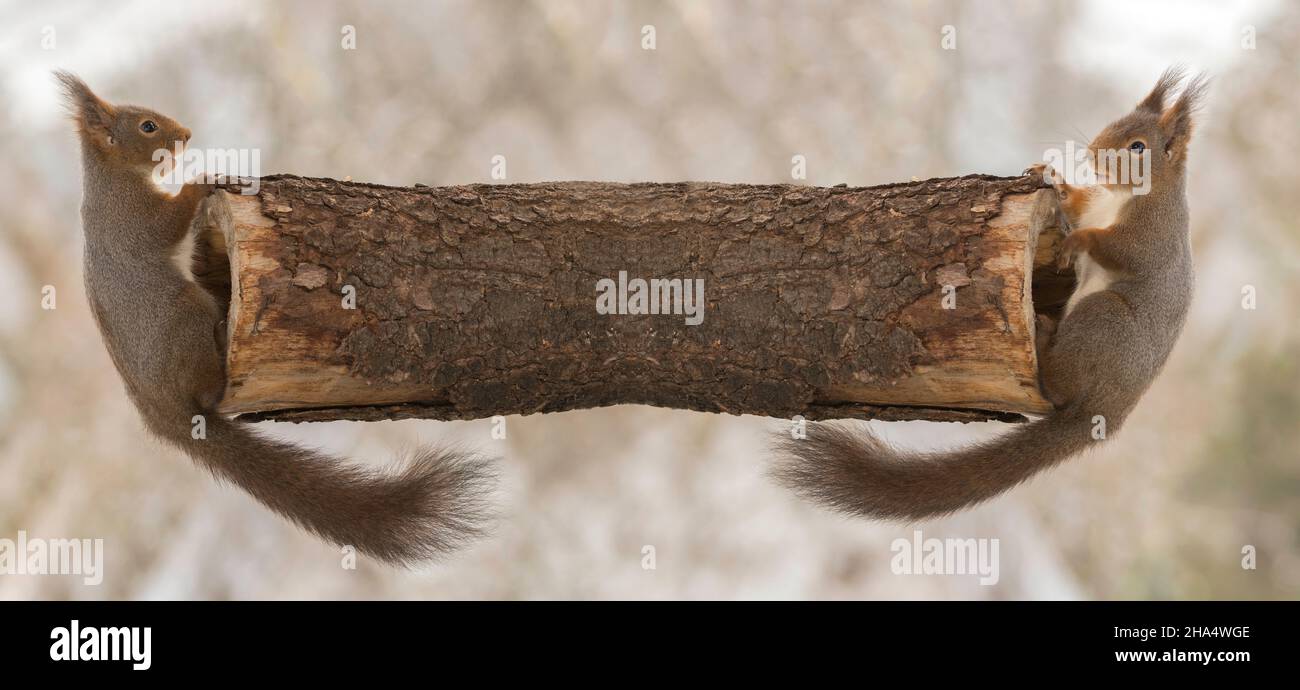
left=1137, top=66, right=1186, bottom=114
left=54, top=70, right=116, bottom=141
left=1158, top=73, right=1209, bottom=163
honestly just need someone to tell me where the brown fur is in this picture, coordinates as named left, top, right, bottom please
left=57, top=71, right=496, bottom=565
left=773, top=68, right=1205, bottom=520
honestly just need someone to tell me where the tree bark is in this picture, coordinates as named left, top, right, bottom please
left=192, top=174, right=1070, bottom=425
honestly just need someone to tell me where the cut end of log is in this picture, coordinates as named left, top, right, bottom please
left=191, top=175, right=1073, bottom=425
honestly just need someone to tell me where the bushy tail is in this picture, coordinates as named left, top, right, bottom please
left=772, top=404, right=1096, bottom=520
left=155, top=414, right=496, bottom=565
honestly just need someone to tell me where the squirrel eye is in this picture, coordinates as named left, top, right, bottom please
left=140, top=120, right=158, bottom=133
left=1128, top=141, right=1146, bottom=153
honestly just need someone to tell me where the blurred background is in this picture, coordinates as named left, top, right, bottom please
left=0, top=0, right=1295, bottom=599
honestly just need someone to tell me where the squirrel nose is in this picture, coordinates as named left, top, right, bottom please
left=181, top=129, right=192, bottom=143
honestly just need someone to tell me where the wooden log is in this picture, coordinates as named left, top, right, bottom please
left=190, top=174, right=1071, bottom=424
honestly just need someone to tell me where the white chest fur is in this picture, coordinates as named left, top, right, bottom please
left=1064, top=186, right=1132, bottom=317
left=171, top=226, right=197, bottom=282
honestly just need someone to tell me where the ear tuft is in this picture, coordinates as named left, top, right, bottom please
left=1137, top=65, right=1187, bottom=113
left=53, top=70, right=115, bottom=139
left=1158, top=72, right=1210, bottom=163
left=1171, top=72, right=1210, bottom=118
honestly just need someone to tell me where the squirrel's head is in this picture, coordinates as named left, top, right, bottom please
left=55, top=70, right=192, bottom=177
left=1087, top=67, right=1208, bottom=192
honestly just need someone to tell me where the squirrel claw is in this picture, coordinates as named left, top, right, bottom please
left=1025, top=162, right=1063, bottom=188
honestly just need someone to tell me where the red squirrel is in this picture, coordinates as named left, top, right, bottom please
left=57, top=71, right=495, bottom=565
left=774, top=68, right=1207, bottom=520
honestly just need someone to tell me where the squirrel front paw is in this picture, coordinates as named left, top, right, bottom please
left=1023, top=162, right=1061, bottom=185
left=1034, top=313, right=1058, bottom=354
left=193, top=174, right=221, bottom=191
left=1056, top=231, right=1090, bottom=270
left=1025, top=163, right=1072, bottom=200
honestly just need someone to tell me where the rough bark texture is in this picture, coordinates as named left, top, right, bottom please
left=194, top=174, right=1070, bottom=424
